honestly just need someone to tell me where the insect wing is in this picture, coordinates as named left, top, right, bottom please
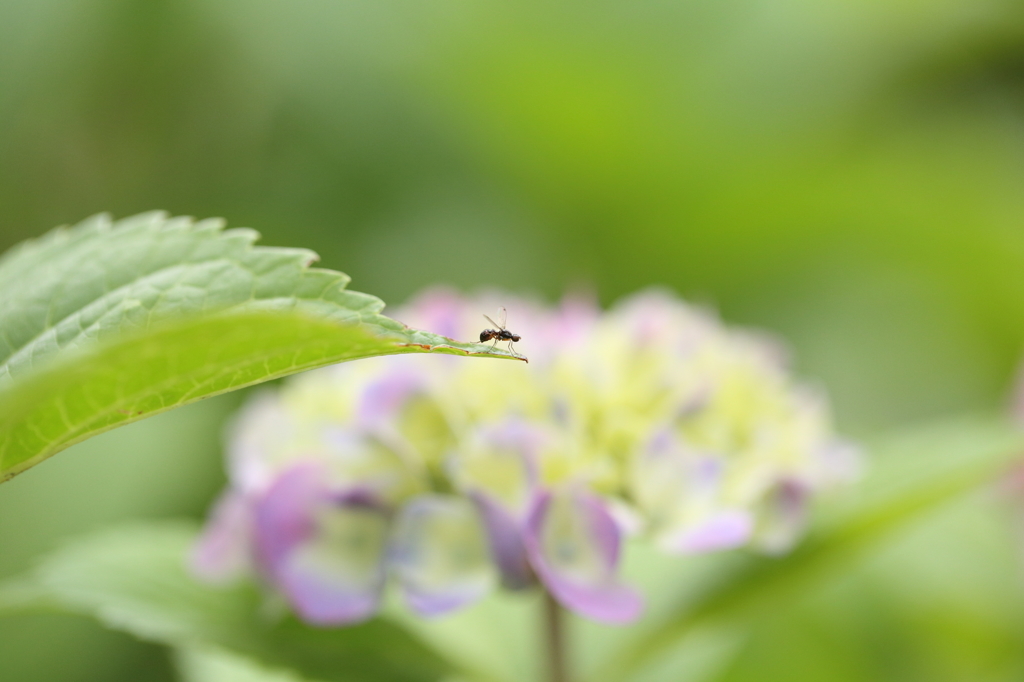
left=483, top=314, right=503, bottom=330
left=497, top=306, right=507, bottom=329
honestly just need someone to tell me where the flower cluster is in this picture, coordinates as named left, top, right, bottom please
left=192, top=289, right=857, bottom=624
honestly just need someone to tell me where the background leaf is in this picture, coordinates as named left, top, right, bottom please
left=0, top=523, right=455, bottom=682
left=0, top=212, right=522, bottom=482
left=175, top=646, right=322, bottom=682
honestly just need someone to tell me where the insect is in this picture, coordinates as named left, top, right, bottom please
left=480, top=307, right=522, bottom=357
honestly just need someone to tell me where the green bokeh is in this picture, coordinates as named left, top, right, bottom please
left=3, top=0, right=1024, bottom=680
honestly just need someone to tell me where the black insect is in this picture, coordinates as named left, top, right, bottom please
left=480, top=307, right=522, bottom=357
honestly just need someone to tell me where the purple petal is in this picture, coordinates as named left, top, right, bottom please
left=357, top=372, right=426, bottom=426
left=527, top=292, right=600, bottom=351
left=358, top=377, right=454, bottom=469
left=813, top=439, right=864, bottom=485
left=227, top=392, right=298, bottom=494
left=190, top=490, right=254, bottom=584
left=613, top=290, right=717, bottom=353
left=634, top=430, right=754, bottom=554
left=525, top=488, right=643, bottom=624
left=633, top=434, right=722, bottom=509
left=389, top=495, right=496, bottom=617
left=451, top=420, right=543, bottom=590
left=318, top=428, right=425, bottom=504
left=665, top=510, right=754, bottom=554
left=752, top=480, right=808, bottom=555
left=554, top=292, right=600, bottom=343
left=395, top=287, right=467, bottom=339
left=254, top=464, right=389, bottom=625
left=475, top=420, right=545, bottom=476
left=471, top=491, right=535, bottom=590
left=452, top=419, right=542, bottom=516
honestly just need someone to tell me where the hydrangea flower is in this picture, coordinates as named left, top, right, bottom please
left=192, top=288, right=857, bottom=625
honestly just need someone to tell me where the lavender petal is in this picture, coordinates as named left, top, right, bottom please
left=525, top=488, right=643, bottom=624
left=190, top=490, right=254, bottom=584
left=254, top=464, right=389, bottom=625
left=389, top=495, right=496, bottom=617
left=472, top=491, right=535, bottom=590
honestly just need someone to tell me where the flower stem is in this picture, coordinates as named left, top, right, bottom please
left=543, top=590, right=570, bottom=682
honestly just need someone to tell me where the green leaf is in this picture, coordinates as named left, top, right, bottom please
left=175, top=646, right=324, bottom=682
left=0, top=211, right=522, bottom=482
left=0, top=523, right=455, bottom=682
left=591, top=416, right=1024, bottom=682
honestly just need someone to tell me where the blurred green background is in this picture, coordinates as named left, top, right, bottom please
left=4, top=0, right=1024, bottom=680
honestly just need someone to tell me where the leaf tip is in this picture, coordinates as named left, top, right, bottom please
left=397, top=341, right=529, bottom=363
